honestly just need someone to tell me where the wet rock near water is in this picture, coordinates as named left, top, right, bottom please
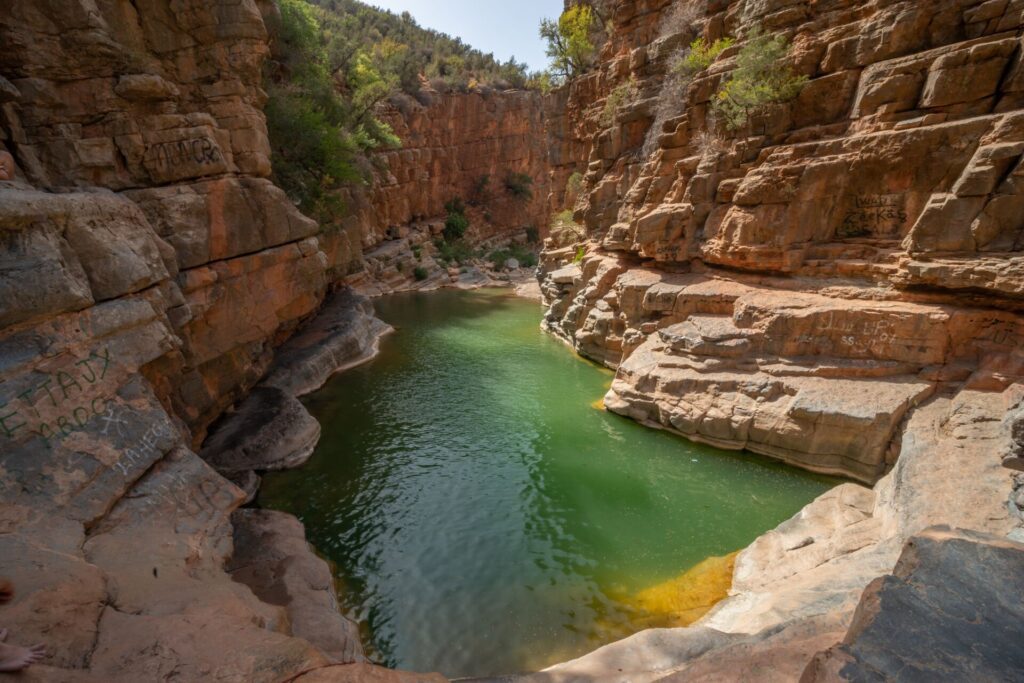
left=229, top=509, right=365, bottom=665
left=199, top=386, right=321, bottom=475
left=262, top=287, right=393, bottom=397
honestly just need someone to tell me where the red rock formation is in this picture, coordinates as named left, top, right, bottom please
left=321, top=89, right=550, bottom=288
left=535, top=0, right=1024, bottom=678
left=0, top=0, right=542, bottom=680
left=541, top=0, right=1024, bottom=480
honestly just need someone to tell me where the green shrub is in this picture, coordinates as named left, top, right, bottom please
left=566, top=171, right=583, bottom=201
left=412, top=245, right=422, bottom=259
left=600, top=76, right=639, bottom=127
left=443, top=198, right=469, bottom=241
left=573, top=245, right=586, bottom=263
left=469, top=174, right=491, bottom=206
left=309, top=0, right=532, bottom=95
left=504, top=172, right=533, bottom=200
left=527, top=70, right=556, bottom=94
left=413, top=266, right=429, bottom=281
left=676, top=36, right=735, bottom=74
left=487, top=244, right=537, bottom=269
left=712, top=28, right=806, bottom=130
left=434, top=238, right=476, bottom=264
left=265, top=0, right=400, bottom=224
left=444, top=213, right=469, bottom=241
left=444, top=197, right=465, bottom=214
left=525, top=225, right=540, bottom=244
left=487, top=248, right=511, bottom=265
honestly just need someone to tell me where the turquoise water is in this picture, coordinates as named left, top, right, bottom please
left=258, top=289, right=834, bottom=677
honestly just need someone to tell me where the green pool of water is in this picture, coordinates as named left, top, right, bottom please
left=258, top=288, right=835, bottom=677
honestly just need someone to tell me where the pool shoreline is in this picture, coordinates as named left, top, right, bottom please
left=255, top=287, right=838, bottom=678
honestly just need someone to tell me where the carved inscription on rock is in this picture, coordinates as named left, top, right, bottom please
left=0, top=347, right=114, bottom=448
left=142, top=133, right=227, bottom=183
left=839, top=195, right=908, bottom=238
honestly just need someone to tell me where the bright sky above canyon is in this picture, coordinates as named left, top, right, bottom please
left=367, top=0, right=564, bottom=72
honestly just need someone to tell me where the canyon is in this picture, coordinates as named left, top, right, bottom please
left=0, top=0, right=1022, bottom=682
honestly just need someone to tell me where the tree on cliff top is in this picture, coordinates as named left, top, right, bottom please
left=309, top=0, right=532, bottom=92
left=540, top=4, right=599, bottom=80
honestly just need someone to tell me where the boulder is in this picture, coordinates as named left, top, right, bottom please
left=802, top=527, right=1024, bottom=682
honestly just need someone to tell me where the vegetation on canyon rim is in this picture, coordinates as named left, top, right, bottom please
left=436, top=196, right=539, bottom=268
left=264, top=0, right=802, bottom=265
left=307, top=0, right=535, bottom=93
left=265, top=0, right=400, bottom=222
left=539, top=4, right=601, bottom=80
left=264, top=0, right=546, bottom=224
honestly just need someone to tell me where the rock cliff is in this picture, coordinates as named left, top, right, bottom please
left=0, top=0, right=543, bottom=680
left=325, top=89, right=550, bottom=287
left=536, top=0, right=1024, bottom=678
left=3, top=0, right=1024, bottom=679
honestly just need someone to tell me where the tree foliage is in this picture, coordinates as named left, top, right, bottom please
left=265, top=0, right=555, bottom=225
left=676, top=36, right=735, bottom=74
left=712, top=28, right=807, bottom=130
left=265, top=0, right=400, bottom=223
left=540, top=4, right=598, bottom=79
left=309, top=0, right=533, bottom=92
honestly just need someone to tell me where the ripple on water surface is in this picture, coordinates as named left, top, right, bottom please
left=258, top=288, right=836, bottom=678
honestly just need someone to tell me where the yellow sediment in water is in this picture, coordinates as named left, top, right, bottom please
left=591, top=378, right=612, bottom=409
left=624, top=551, right=739, bottom=629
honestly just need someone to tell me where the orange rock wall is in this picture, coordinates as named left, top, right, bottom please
left=320, top=90, right=550, bottom=280
left=0, top=1, right=549, bottom=680
left=540, top=0, right=1024, bottom=481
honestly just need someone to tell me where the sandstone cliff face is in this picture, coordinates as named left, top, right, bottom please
left=321, top=89, right=550, bottom=288
left=0, top=1, right=346, bottom=679
left=0, top=0, right=540, bottom=679
left=0, top=0, right=330, bottom=442
left=542, top=0, right=1024, bottom=481
left=536, top=0, right=1024, bottom=676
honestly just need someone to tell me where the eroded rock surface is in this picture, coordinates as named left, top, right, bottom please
left=536, top=0, right=1024, bottom=679
left=0, top=0, right=546, bottom=676
left=802, top=527, right=1024, bottom=682
left=320, top=89, right=550, bottom=285
left=229, top=509, right=365, bottom=665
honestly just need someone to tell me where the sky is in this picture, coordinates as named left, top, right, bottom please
left=365, top=0, right=565, bottom=72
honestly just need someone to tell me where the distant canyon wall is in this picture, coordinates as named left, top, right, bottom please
left=323, top=89, right=551, bottom=281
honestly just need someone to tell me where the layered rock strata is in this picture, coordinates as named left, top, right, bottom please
left=0, top=0, right=537, bottom=680
left=536, top=0, right=1024, bottom=678
left=321, top=89, right=550, bottom=283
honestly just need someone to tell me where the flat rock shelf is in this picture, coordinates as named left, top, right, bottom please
left=258, top=289, right=836, bottom=678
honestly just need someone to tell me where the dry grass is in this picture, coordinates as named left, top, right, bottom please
left=659, top=0, right=703, bottom=40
